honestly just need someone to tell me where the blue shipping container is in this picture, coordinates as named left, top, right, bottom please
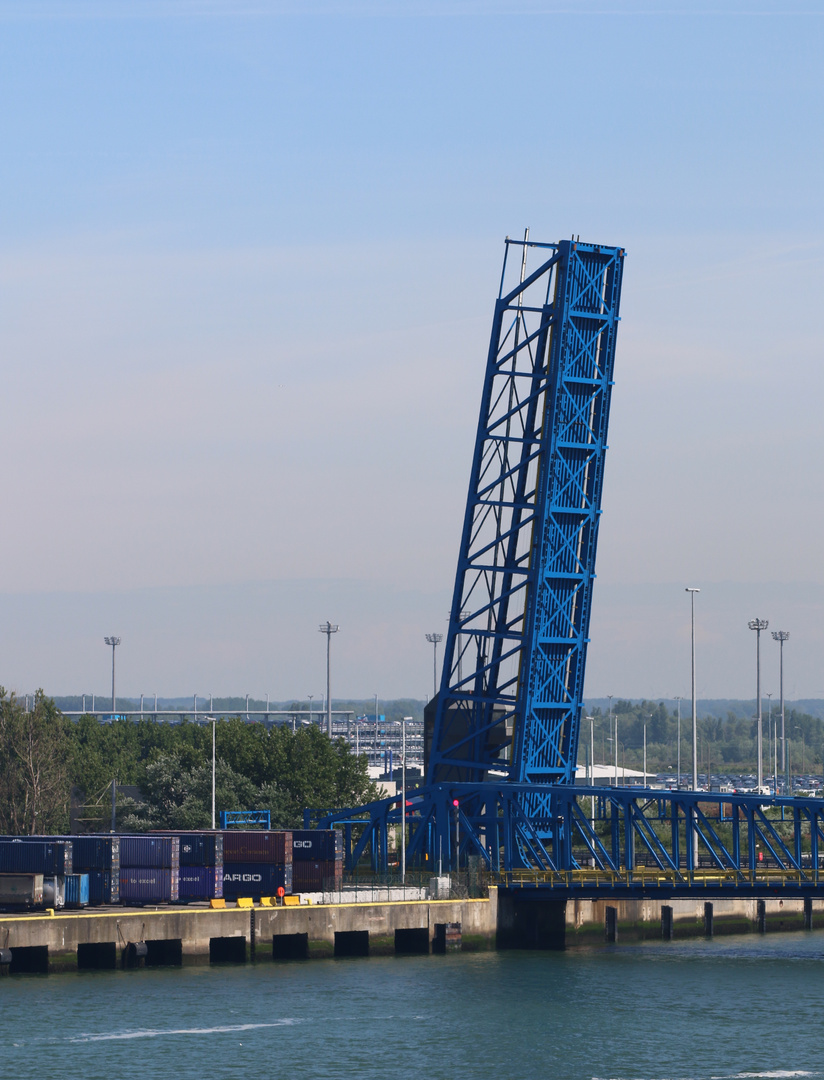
left=64, top=873, right=90, bottom=908
left=87, top=870, right=119, bottom=906
left=179, top=865, right=223, bottom=900
left=176, top=833, right=223, bottom=867
left=70, top=836, right=120, bottom=873
left=291, top=830, right=338, bottom=862
left=0, top=841, right=70, bottom=875
left=120, top=836, right=179, bottom=869
left=222, top=862, right=292, bottom=900
left=120, top=868, right=179, bottom=904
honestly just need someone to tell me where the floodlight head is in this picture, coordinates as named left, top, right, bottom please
left=772, top=630, right=790, bottom=643
left=425, top=633, right=443, bottom=644
left=318, top=622, right=339, bottom=634
left=748, top=619, right=769, bottom=632
left=104, top=636, right=121, bottom=647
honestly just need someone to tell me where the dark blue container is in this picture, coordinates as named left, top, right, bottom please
left=64, top=873, right=90, bottom=908
left=179, top=865, right=223, bottom=900
left=120, top=867, right=179, bottom=904
left=0, top=840, right=71, bottom=875
left=291, top=830, right=338, bottom=862
left=176, top=833, right=223, bottom=867
left=87, top=871, right=119, bottom=906
left=222, top=862, right=292, bottom=900
left=70, top=836, right=120, bottom=873
left=120, top=836, right=179, bottom=869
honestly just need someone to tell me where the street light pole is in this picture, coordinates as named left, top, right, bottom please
left=586, top=715, right=595, bottom=830
left=643, top=720, right=647, bottom=788
left=675, top=696, right=682, bottom=790
left=425, top=633, right=443, bottom=700
left=211, top=716, right=216, bottom=829
left=104, top=636, right=121, bottom=717
left=748, top=618, right=769, bottom=791
left=685, top=588, right=700, bottom=792
left=319, top=622, right=340, bottom=738
left=772, top=630, right=790, bottom=793
left=401, top=716, right=411, bottom=886
left=608, top=695, right=615, bottom=787
left=766, top=692, right=773, bottom=792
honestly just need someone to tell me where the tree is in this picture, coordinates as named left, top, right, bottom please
left=0, top=689, right=71, bottom=834
left=118, top=752, right=258, bottom=831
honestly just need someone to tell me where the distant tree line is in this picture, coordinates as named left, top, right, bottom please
left=585, top=699, right=823, bottom=775
left=0, top=689, right=379, bottom=835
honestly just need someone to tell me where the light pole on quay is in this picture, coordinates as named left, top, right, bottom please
left=399, top=716, right=412, bottom=885
left=772, top=630, right=790, bottom=793
left=685, top=589, right=700, bottom=791
left=104, top=636, right=121, bottom=717
left=319, top=622, right=339, bottom=738
left=748, top=618, right=769, bottom=791
left=425, top=633, right=443, bottom=700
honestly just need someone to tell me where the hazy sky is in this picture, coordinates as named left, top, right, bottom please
left=2, top=1, right=823, bottom=701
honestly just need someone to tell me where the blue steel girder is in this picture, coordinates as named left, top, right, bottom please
left=427, top=237, right=625, bottom=786
left=315, top=784, right=824, bottom=893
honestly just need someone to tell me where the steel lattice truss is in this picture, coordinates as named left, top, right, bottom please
left=314, top=784, right=824, bottom=894
left=427, top=237, right=625, bottom=786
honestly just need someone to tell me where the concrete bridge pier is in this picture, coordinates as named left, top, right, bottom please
left=496, top=892, right=566, bottom=949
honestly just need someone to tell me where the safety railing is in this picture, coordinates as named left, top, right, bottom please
left=495, top=865, right=822, bottom=891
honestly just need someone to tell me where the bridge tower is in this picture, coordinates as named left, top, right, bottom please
left=427, top=234, right=625, bottom=788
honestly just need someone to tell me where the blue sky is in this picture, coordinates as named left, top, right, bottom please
left=1, top=1, right=823, bottom=700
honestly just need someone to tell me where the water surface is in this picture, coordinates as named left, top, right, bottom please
left=2, top=931, right=823, bottom=1080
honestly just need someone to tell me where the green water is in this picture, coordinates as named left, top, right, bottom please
left=2, top=932, right=823, bottom=1080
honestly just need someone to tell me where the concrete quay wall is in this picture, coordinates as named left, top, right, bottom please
left=497, top=891, right=823, bottom=949
left=566, top=895, right=816, bottom=943
left=0, top=893, right=498, bottom=973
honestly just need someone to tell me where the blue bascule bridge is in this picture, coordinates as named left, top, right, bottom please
left=313, top=234, right=824, bottom=922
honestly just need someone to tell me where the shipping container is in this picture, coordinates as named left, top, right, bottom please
left=178, top=865, right=223, bottom=901
left=120, top=867, right=179, bottom=904
left=222, top=831, right=291, bottom=864
left=64, top=873, right=90, bottom=908
left=87, top=870, right=119, bottom=906
left=0, top=873, right=44, bottom=907
left=175, top=833, right=223, bottom=867
left=222, top=862, right=292, bottom=900
left=291, top=830, right=338, bottom=862
left=291, top=859, right=342, bottom=893
left=0, top=840, right=71, bottom=875
left=119, top=836, right=179, bottom=869
left=70, top=836, right=120, bottom=874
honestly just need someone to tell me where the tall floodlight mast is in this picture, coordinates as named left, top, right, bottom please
left=428, top=235, right=625, bottom=795
left=748, top=618, right=769, bottom=791
left=104, top=636, right=121, bottom=717
left=319, top=622, right=339, bottom=738
left=772, top=630, right=790, bottom=793
left=425, top=633, right=443, bottom=700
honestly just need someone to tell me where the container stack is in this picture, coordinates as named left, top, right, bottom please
left=119, top=836, right=179, bottom=905
left=0, top=840, right=72, bottom=909
left=290, top=829, right=343, bottom=893
left=70, top=836, right=120, bottom=906
left=177, top=833, right=224, bottom=902
left=222, top=830, right=292, bottom=901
